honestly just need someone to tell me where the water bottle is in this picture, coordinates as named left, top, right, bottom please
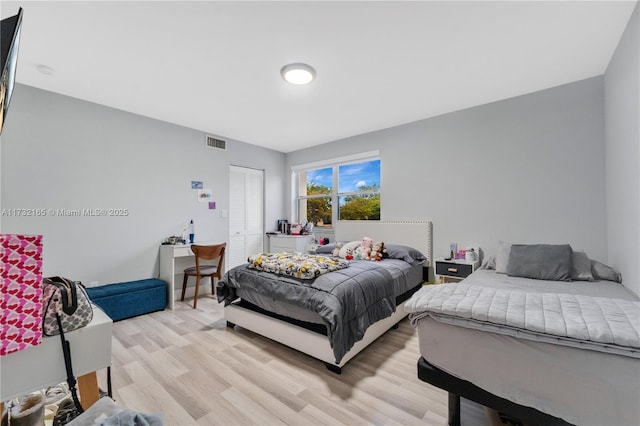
left=189, top=220, right=195, bottom=244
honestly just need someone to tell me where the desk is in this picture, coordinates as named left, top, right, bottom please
left=0, top=307, right=112, bottom=409
left=159, top=242, right=223, bottom=309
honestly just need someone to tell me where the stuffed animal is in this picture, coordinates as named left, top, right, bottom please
left=332, top=241, right=344, bottom=257
left=353, top=249, right=362, bottom=260
left=370, top=241, right=385, bottom=261
left=354, top=236, right=374, bottom=260
left=345, top=248, right=354, bottom=260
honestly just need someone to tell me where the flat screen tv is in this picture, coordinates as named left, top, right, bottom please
left=0, top=7, right=23, bottom=135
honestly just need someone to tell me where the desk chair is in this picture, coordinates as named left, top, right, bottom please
left=181, top=243, right=226, bottom=309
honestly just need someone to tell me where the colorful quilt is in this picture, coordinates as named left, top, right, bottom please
left=247, top=252, right=349, bottom=280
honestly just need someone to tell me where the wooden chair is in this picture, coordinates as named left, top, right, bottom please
left=181, top=243, right=226, bottom=309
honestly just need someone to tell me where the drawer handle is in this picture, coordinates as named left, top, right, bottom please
left=447, top=267, right=458, bottom=273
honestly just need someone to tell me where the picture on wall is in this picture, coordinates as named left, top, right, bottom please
left=197, top=189, right=212, bottom=202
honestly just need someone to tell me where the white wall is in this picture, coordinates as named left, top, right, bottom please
left=605, top=3, right=640, bottom=296
left=287, top=77, right=608, bottom=266
left=1, top=84, right=286, bottom=285
left=3, top=58, right=630, bottom=293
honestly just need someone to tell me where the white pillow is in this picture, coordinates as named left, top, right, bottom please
left=495, top=241, right=512, bottom=274
left=339, top=241, right=361, bottom=258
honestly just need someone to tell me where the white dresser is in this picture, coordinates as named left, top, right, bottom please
left=268, top=234, right=313, bottom=253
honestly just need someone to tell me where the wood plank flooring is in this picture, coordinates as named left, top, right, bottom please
left=97, top=295, right=505, bottom=425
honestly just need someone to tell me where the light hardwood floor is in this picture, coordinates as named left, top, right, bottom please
left=97, top=295, right=505, bottom=425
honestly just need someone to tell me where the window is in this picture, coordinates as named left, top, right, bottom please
left=298, top=166, right=333, bottom=227
left=295, top=154, right=380, bottom=228
left=337, top=161, right=380, bottom=221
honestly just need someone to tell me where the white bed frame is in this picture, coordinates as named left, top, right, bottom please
left=224, top=220, right=433, bottom=372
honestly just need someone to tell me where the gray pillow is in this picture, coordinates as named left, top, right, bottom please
left=571, top=250, right=594, bottom=281
left=384, top=244, right=427, bottom=266
left=591, top=260, right=622, bottom=283
left=507, top=244, right=573, bottom=281
left=495, top=242, right=511, bottom=274
left=315, top=243, right=336, bottom=254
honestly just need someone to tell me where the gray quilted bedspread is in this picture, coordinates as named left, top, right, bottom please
left=218, top=260, right=396, bottom=363
left=406, top=283, right=640, bottom=358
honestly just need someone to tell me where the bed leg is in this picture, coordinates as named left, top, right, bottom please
left=226, top=321, right=236, bottom=329
left=392, top=323, right=400, bottom=330
left=325, top=363, right=342, bottom=375
left=448, top=392, right=461, bottom=426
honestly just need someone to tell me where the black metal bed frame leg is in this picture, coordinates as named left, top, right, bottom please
left=107, top=366, right=113, bottom=398
left=449, top=392, right=461, bottom=426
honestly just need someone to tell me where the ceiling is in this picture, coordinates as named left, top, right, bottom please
left=2, top=1, right=637, bottom=153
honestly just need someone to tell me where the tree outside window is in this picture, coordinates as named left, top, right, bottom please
left=297, top=159, right=380, bottom=227
left=306, top=183, right=332, bottom=226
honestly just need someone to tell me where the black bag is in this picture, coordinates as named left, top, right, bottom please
left=55, top=310, right=85, bottom=418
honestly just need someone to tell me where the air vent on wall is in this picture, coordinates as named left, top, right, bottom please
left=205, top=135, right=226, bottom=150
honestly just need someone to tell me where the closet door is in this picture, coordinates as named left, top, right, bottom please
left=228, top=165, right=264, bottom=269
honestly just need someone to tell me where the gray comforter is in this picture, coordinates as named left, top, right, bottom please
left=218, top=260, right=397, bottom=363
left=406, top=282, right=640, bottom=358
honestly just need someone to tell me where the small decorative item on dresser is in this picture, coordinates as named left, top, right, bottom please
left=449, top=242, right=457, bottom=260
left=465, top=248, right=477, bottom=262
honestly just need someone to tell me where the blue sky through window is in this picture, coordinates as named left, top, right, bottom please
left=306, top=159, right=380, bottom=193
left=306, top=167, right=333, bottom=191
left=339, top=160, right=380, bottom=192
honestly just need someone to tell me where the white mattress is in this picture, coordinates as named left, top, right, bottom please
left=413, top=270, right=640, bottom=426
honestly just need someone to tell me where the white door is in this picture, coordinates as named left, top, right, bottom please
left=228, top=165, right=264, bottom=269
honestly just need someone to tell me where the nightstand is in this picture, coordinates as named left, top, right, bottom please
left=435, top=257, right=480, bottom=283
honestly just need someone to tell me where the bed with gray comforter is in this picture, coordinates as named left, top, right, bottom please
left=218, top=257, right=421, bottom=364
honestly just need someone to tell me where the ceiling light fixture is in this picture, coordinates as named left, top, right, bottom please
left=281, top=63, right=316, bottom=85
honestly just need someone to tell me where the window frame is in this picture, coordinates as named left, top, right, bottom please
left=292, top=151, right=380, bottom=227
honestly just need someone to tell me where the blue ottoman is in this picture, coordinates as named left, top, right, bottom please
left=86, top=278, right=166, bottom=321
